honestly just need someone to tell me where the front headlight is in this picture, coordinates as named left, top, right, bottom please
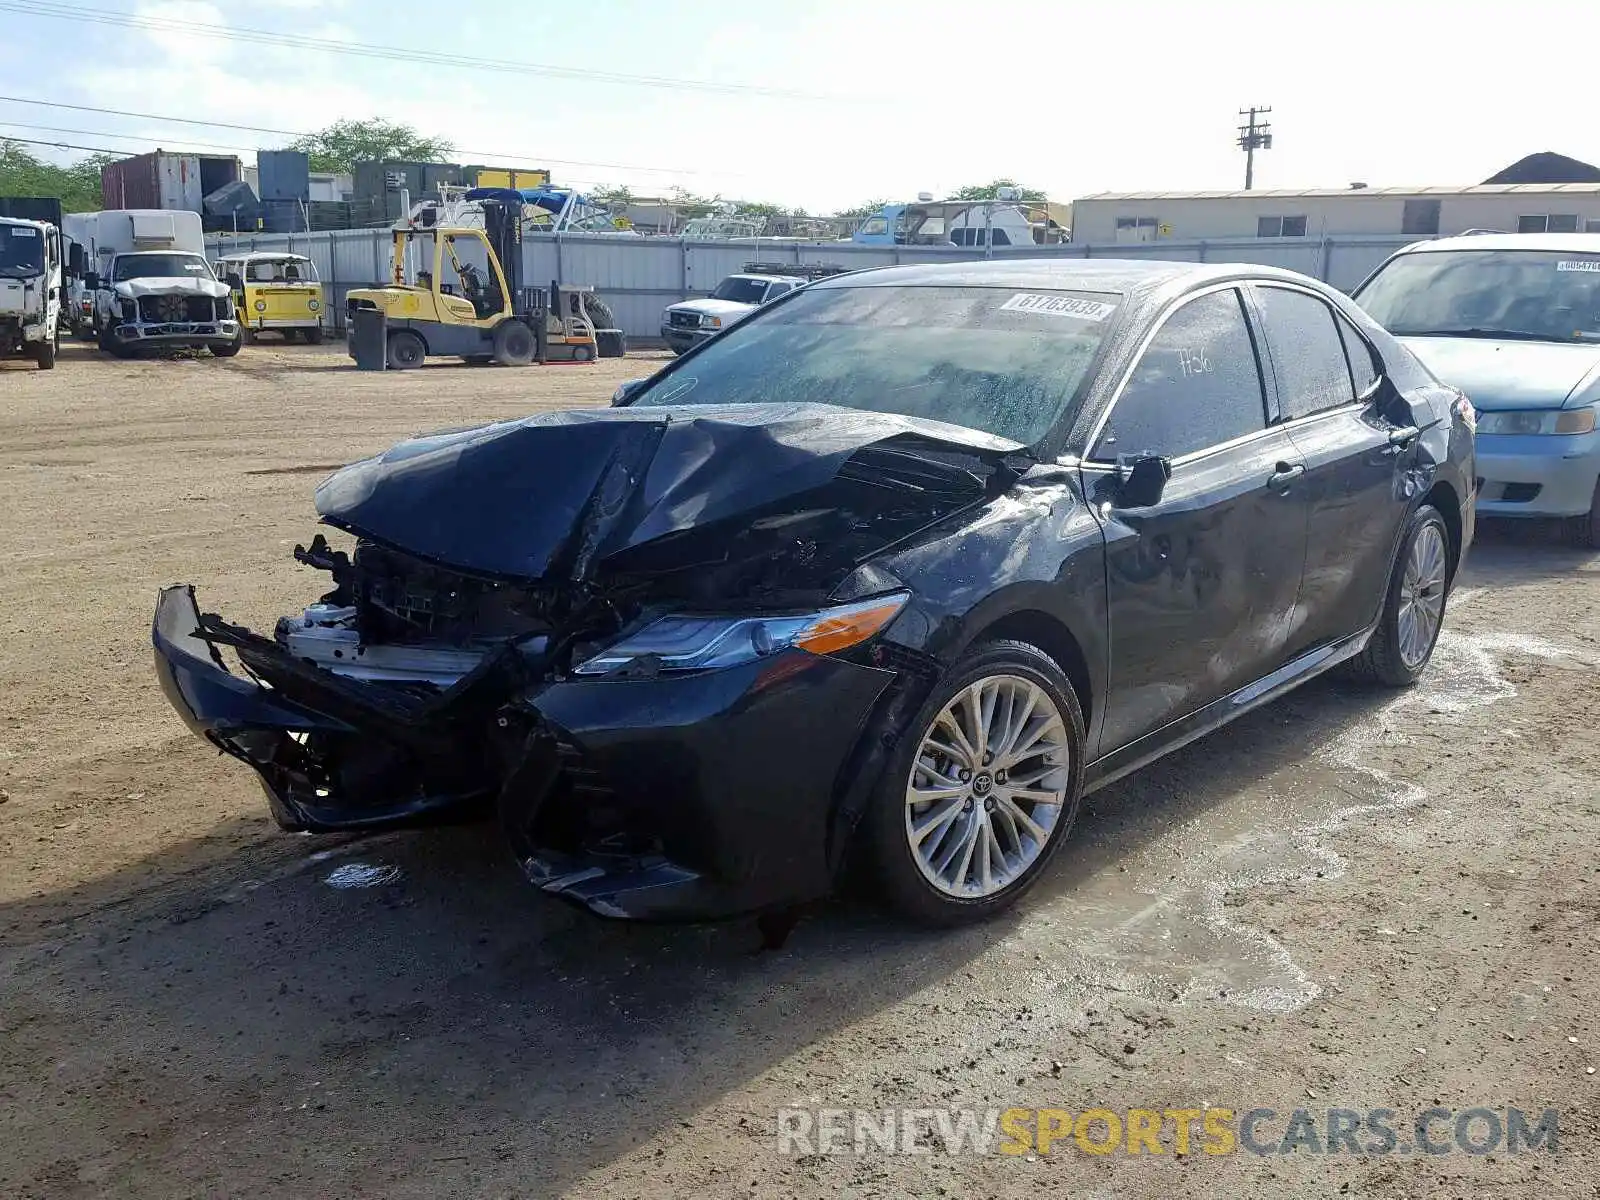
left=704, top=316, right=722, bottom=329
left=308, top=298, right=320, bottom=311
left=254, top=299, right=267, bottom=312
left=1476, top=407, right=1597, bottom=436
left=573, top=593, right=909, bottom=677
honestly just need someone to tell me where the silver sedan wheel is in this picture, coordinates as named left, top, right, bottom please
left=904, top=674, right=1072, bottom=899
left=1397, top=522, right=1448, bottom=668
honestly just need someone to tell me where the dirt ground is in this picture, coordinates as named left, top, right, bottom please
left=1, top=341, right=1597, bottom=1199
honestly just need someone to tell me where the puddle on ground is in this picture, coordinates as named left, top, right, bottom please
left=323, top=863, right=402, bottom=889
left=1002, top=626, right=1588, bottom=1015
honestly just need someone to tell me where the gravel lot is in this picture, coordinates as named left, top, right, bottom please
left=2, top=342, right=1598, bottom=1198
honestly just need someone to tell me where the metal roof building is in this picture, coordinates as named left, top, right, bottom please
left=1070, top=183, right=1600, bottom=245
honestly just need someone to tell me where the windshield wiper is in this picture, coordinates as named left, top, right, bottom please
left=1399, top=328, right=1567, bottom=342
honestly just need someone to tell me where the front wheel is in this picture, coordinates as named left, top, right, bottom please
left=211, top=329, right=244, bottom=358
left=33, top=331, right=57, bottom=370
left=1563, top=476, right=1600, bottom=549
left=386, top=329, right=426, bottom=370
left=1345, top=504, right=1451, bottom=687
left=863, top=639, right=1086, bottom=926
left=304, top=325, right=325, bottom=345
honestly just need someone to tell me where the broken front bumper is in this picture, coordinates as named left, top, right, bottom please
left=153, top=586, right=899, bottom=920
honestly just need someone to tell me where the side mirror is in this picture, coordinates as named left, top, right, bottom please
left=69, top=244, right=85, bottom=275
left=611, top=378, right=647, bottom=407
left=1115, top=454, right=1172, bottom=508
left=83, top=272, right=100, bottom=290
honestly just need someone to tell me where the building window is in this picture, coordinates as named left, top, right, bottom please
left=1516, top=214, right=1579, bottom=233
left=1587, top=219, right=1600, bottom=233
left=1401, top=198, right=1441, bottom=235
left=1115, top=216, right=1159, bottom=244
left=1257, top=215, right=1308, bottom=238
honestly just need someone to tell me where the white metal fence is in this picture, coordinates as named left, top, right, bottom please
left=205, top=229, right=1417, bottom=338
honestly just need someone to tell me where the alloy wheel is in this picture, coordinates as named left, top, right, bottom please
left=1397, top=522, right=1447, bottom=668
left=904, top=674, right=1072, bottom=898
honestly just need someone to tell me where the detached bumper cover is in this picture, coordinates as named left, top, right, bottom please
left=153, top=585, right=898, bottom=919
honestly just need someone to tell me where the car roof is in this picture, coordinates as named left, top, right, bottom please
left=216, top=250, right=313, bottom=263
left=1394, top=232, right=1600, bottom=255
left=809, top=257, right=1319, bottom=295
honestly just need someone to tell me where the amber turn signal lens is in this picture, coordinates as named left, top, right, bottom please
left=794, top=595, right=908, bottom=656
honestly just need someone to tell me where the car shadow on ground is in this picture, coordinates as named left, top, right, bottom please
left=0, top=664, right=1408, bottom=1196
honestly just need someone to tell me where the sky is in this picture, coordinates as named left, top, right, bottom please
left=3, top=0, right=1598, bottom=213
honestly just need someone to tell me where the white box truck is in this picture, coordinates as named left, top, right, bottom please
left=80, top=210, right=241, bottom=358
left=0, top=216, right=62, bottom=369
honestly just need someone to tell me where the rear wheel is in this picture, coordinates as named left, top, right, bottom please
left=32, top=330, right=57, bottom=370
left=864, top=639, right=1086, bottom=926
left=492, top=319, right=534, bottom=366
left=386, top=329, right=426, bottom=370
left=1563, top=477, right=1600, bottom=549
left=1344, top=504, right=1450, bottom=687
left=586, top=297, right=625, bottom=357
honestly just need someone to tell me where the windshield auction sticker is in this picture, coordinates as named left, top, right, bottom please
left=1555, top=260, right=1600, bottom=272
left=1000, top=293, right=1117, bottom=321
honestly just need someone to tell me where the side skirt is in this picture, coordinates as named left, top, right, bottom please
left=1082, top=624, right=1376, bottom=794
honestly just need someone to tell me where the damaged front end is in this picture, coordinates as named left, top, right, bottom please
left=154, top=404, right=1023, bottom=918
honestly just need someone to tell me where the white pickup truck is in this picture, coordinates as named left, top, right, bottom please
left=660, top=263, right=846, bottom=355
left=0, top=216, right=62, bottom=369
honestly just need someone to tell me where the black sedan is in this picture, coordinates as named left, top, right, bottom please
left=153, top=260, right=1476, bottom=926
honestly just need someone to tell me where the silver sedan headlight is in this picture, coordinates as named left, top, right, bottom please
left=1476, top=407, right=1597, bottom=436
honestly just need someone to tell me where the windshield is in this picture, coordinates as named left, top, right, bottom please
left=0, top=225, right=44, bottom=277
left=113, top=254, right=212, bottom=283
left=631, top=284, right=1119, bottom=444
left=1355, top=249, right=1600, bottom=343
left=241, top=258, right=315, bottom=283
left=711, top=277, right=771, bottom=304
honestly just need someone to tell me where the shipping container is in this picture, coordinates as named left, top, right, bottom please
left=100, top=153, right=242, bottom=213
left=0, top=197, right=64, bottom=226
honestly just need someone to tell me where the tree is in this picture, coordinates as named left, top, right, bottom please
left=0, top=140, right=115, bottom=210
left=832, top=199, right=887, bottom=219
left=949, top=178, right=1047, bottom=202
left=283, top=119, right=453, bottom=173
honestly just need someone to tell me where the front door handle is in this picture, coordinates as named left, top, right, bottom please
left=1385, top=425, right=1421, bottom=453
left=1268, top=462, right=1306, bottom=491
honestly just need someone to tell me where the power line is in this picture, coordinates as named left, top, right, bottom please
left=0, top=94, right=736, bottom=176
left=0, top=0, right=862, bottom=102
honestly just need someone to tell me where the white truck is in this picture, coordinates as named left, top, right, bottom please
left=660, top=262, right=846, bottom=355
left=79, top=210, right=241, bottom=358
left=0, top=216, right=63, bottom=369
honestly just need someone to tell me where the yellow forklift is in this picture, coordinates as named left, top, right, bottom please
left=345, top=193, right=620, bottom=369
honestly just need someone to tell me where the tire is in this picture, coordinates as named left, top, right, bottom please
left=596, top=329, right=626, bottom=359
left=101, top=325, right=135, bottom=359
left=863, top=639, right=1087, bottom=926
left=1344, top=504, right=1451, bottom=687
left=492, top=319, right=534, bottom=366
left=211, top=328, right=244, bottom=358
left=1563, top=477, right=1600, bottom=549
left=305, top=325, right=325, bottom=346
left=32, top=331, right=57, bottom=370
left=386, top=329, right=426, bottom=370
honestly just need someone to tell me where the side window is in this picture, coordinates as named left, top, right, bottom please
left=991, top=229, right=1011, bottom=246
left=1255, top=286, right=1356, bottom=421
left=1335, top=313, right=1379, bottom=397
left=764, top=282, right=791, bottom=301
left=1092, top=289, right=1267, bottom=461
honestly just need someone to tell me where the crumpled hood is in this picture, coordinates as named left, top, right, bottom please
left=114, top=277, right=231, bottom=300
left=668, top=298, right=758, bottom=319
left=1399, top=335, right=1600, bottom=410
left=315, top=402, right=1021, bottom=581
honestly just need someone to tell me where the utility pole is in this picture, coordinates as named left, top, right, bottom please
left=1237, top=105, right=1273, bottom=190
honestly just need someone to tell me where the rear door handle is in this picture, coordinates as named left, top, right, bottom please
left=1268, top=462, right=1306, bottom=491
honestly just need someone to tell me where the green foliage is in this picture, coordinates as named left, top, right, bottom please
left=832, top=199, right=887, bottom=219
left=949, top=178, right=1047, bottom=201
left=0, top=140, right=116, bottom=210
left=283, top=119, right=453, bottom=173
